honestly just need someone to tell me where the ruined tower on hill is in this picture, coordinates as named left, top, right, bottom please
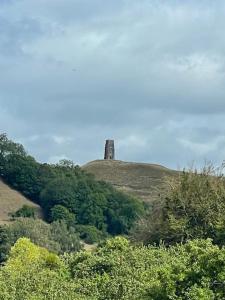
left=104, top=140, right=115, bottom=160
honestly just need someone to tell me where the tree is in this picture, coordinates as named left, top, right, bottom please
left=0, top=133, right=26, bottom=176
left=0, top=133, right=26, bottom=161
left=106, top=190, right=144, bottom=235
left=132, top=164, right=225, bottom=246
left=40, top=176, right=78, bottom=217
left=50, top=221, right=81, bottom=253
left=0, top=238, right=83, bottom=300
left=51, top=205, right=76, bottom=226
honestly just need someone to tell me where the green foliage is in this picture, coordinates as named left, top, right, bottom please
left=0, top=238, right=82, bottom=300
left=0, top=133, right=26, bottom=173
left=0, top=134, right=144, bottom=236
left=1, top=237, right=225, bottom=299
left=76, top=225, right=107, bottom=244
left=50, top=221, right=82, bottom=253
left=11, top=205, right=37, bottom=219
left=0, top=226, right=10, bottom=263
left=132, top=165, right=225, bottom=246
left=106, top=189, right=144, bottom=235
left=51, top=205, right=76, bottom=226
left=0, top=218, right=81, bottom=262
left=2, top=153, right=41, bottom=200
left=65, top=237, right=225, bottom=299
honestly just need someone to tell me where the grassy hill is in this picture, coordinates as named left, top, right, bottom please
left=0, top=179, right=42, bottom=225
left=82, top=160, right=178, bottom=203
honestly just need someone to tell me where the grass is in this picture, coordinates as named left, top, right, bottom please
left=0, top=179, right=42, bottom=224
left=82, top=160, right=178, bottom=203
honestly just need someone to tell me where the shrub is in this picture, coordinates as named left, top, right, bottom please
left=0, top=218, right=82, bottom=263
left=75, top=225, right=107, bottom=244
left=11, top=205, right=37, bottom=219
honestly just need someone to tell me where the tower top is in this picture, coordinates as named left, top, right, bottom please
left=104, top=140, right=115, bottom=160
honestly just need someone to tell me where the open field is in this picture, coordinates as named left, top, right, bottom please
left=82, top=160, right=178, bottom=202
left=0, top=179, right=42, bottom=224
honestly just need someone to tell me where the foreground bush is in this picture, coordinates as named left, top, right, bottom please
left=0, top=238, right=84, bottom=300
left=66, top=237, right=225, bottom=299
left=1, top=237, right=225, bottom=299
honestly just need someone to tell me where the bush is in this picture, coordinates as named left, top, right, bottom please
left=10, top=205, right=37, bottom=219
left=75, top=225, right=107, bottom=244
left=0, top=218, right=82, bottom=262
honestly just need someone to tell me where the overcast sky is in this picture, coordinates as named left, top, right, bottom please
left=1, top=0, right=225, bottom=169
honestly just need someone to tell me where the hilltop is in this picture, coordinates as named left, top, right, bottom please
left=0, top=179, right=42, bottom=225
left=82, top=160, right=178, bottom=202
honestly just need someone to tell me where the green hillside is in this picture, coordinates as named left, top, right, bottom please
left=82, top=159, right=179, bottom=202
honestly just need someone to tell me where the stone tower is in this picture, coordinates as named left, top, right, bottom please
left=104, top=140, right=115, bottom=160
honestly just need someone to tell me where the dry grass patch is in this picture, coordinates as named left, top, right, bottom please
left=82, top=160, right=178, bottom=203
left=0, top=179, right=42, bottom=224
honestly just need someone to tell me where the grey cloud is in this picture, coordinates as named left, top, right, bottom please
left=0, top=0, right=225, bottom=168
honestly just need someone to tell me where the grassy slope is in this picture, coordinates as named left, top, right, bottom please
left=82, top=160, right=178, bottom=203
left=0, top=179, right=42, bottom=224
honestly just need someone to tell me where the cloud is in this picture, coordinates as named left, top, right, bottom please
left=0, top=0, right=225, bottom=168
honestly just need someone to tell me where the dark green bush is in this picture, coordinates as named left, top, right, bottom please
left=75, top=225, right=107, bottom=244
left=50, top=205, right=76, bottom=226
left=11, top=205, right=37, bottom=219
